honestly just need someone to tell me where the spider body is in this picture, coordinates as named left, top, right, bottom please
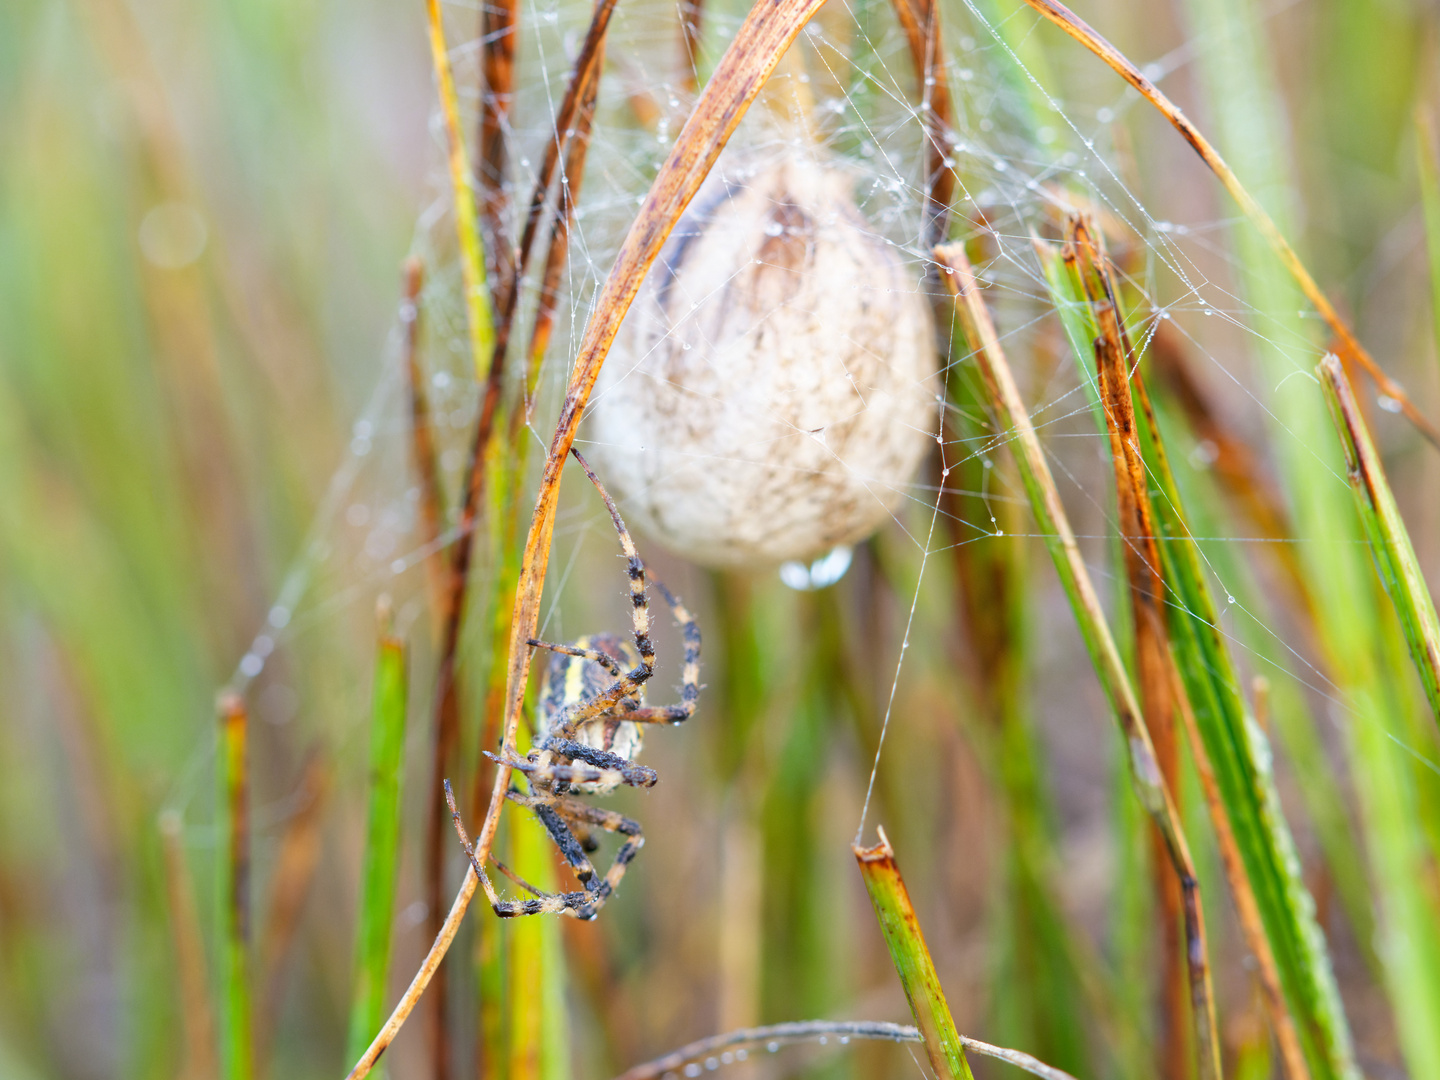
left=447, top=449, right=701, bottom=921
left=536, top=633, right=643, bottom=795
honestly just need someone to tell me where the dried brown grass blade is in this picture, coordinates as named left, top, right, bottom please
left=342, top=3, right=828, bottom=1075
left=398, top=259, right=449, bottom=623
left=477, top=0, right=518, bottom=288
left=1018, top=0, right=1440, bottom=450
left=888, top=0, right=954, bottom=246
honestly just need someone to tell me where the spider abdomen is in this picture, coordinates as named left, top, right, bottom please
left=537, top=632, right=645, bottom=794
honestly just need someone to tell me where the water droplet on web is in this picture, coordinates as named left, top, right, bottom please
left=239, top=653, right=263, bottom=678
left=767, top=1042, right=780, bottom=1054
left=1378, top=395, right=1403, bottom=413
left=1097, top=107, right=1115, bottom=123
left=959, top=68, right=974, bottom=81
left=268, top=605, right=291, bottom=629
left=763, top=220, right=784, bottom=237
left=705, top=1056, right=720, bottom=1070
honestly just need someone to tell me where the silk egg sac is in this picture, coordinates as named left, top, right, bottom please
left=586, top=146, right=939, bottom=569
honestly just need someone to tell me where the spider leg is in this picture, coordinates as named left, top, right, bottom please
left=483, top=748, right=654, bottom=792
left=571, top=448, right=657, bottom=672
left=620, top=579, right=701, bottom=726
left=496, top=789, right=645, bottom=919
left=525, top=638, right=626, bottom=681
left=544, top=738, right=657, bottom=787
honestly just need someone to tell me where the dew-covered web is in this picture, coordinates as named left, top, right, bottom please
left=165, top=0, right=1438, bottom=837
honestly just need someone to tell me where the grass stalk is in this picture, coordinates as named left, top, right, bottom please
left=853, top=828, right=974, bottom=1080
left=476, top=0, right=517, bottom=289
left=1318, top=355, right=1440, bottom=728
left=346, top=618, right=410, bottom=1065
left=398, top=259, right=449, bottom=622
left=423, top=0, right=495, bottom=381
left=1065, top=222, right=1357, bottom=1080
left=1017, top=0, right=1440, bottom=449
left=933, top=241, right=1222, bottom=1080
left=159, top=812, right=218, bottom=1080
left=217, top=693, right=252, bottom=1080
left=885, top=0, right=954, bottom=246
left=943, top=335, right=1092, bottom=1075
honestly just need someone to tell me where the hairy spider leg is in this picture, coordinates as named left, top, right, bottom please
left=482, top=744, right=657, bottom=789
left=524, top=638, right=627, bottom=682
left=615, top=580, right=701, bottom=725
left=484, top=790, right=644, bottom=920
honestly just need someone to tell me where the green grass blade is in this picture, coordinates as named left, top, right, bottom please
left=1039, top=225, right=1358, bottom=1080
left=218, top=694, right=252, bottom=1080
left=934, top=243, right=1222, bottom=1080
left=1130, top=373, right=1358, bottom=1080
left=853, top=829, right=974, bottom=1080
left=1319, top=356, right=1440, bottom=728
left=424, top=0, right=495, bottom=381
left=346, top=622, right=409, bottom=1065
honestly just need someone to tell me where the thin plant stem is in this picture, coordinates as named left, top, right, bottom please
left=346, top=615, right=409, bottom=1064
left=476, top=0, right=518, bottom=288
left=217, top=693, right=252, bottom=1080
left=1169, top=654, right=1310, bottom=1080
left=398, top=258, right=449, bottom=622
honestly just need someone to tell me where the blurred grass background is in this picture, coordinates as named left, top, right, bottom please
left=3, top=0, right=1440, bottom=1077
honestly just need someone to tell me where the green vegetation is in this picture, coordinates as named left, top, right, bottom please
left=3, top=0, right=1440, bottom=1077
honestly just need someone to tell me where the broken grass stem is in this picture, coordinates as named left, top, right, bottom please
left=854, top=827, right=974, bottom=1080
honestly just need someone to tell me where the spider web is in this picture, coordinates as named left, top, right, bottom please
left=165, top=0, right=1434, bottom=957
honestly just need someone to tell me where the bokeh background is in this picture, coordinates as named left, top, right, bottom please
left=3, top=0, right=1440, bottom=1077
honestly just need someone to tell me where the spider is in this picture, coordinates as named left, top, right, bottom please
left=446, top=448, right=701, bottom=920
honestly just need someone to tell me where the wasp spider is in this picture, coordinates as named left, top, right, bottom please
left=447, top=448, right=701, bottom=920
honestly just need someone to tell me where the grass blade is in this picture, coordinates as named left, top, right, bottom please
left=423, top=0, right=495, bottom=381
left=1319, top=355, right=1440, bottom=728
left=853, top=828, right=974, bottom=1080
left=346, top=620, right=410, bottom=1064
left=217, top=693, right=252, bottom=1080
left=1064, top=221, right=1356, bottom=1080
left=933, top=241, right=1222, bottom=1080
